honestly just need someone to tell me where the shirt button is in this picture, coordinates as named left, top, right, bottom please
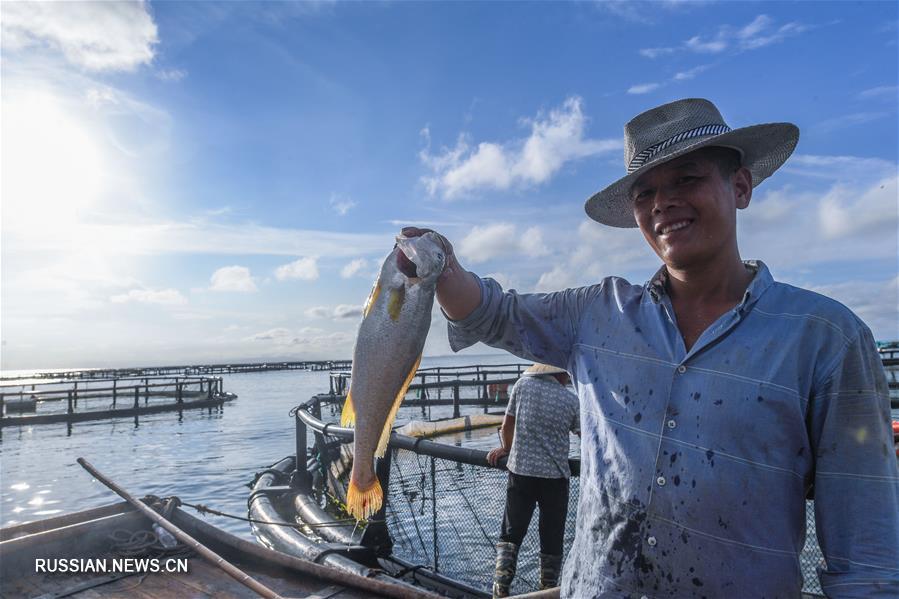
left=646, top=536, right=657, bottom=547
left=677, top=365, right=687, bottom=374
left=656, top=476, right=666, bottom=486
left=667, top=419, right=677, bottom=429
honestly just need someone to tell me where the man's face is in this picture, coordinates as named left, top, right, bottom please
left=630, top=148, right=751, bottom=271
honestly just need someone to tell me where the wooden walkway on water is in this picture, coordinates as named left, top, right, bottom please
left=0, top=375, right=235, bottom=428
left=0, top=360, right=353, bottom=383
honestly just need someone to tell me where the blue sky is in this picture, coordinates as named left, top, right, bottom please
left=2, top=1, right=897, bottom=370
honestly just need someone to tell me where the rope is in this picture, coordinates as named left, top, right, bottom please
left=107, top=528, right=193, bottom=560
left=180, top=500, right=357, bottom=529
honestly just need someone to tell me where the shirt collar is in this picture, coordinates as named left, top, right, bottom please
left=646, top=260, right=773, bottom=310
left=523, top=373, right=563, bottom=385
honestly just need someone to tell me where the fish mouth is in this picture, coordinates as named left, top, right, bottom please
left=396, top=249, right=418, bottom=278
left=395, top=232, right=445, bottom=281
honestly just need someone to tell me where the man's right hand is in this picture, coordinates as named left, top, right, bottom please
left=400, top=227, right=458, bottom=284
left=399, top=226, right=482, bottom=321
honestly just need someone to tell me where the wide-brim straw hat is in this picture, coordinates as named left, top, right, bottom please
left=524, top=363, right=568, bottom=376
left=585, top=98, right=799, bottom=228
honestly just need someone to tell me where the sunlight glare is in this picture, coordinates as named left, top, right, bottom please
left=2, top=90, right=105, bottom=229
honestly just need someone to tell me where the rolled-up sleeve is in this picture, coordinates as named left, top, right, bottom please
left=809, top=327, right=899, bottom=597
left=446, top=276, right=604, bottom=371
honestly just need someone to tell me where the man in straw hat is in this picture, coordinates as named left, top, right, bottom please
left=403, top=98, right=898, bottom=597
left=485, top=363, right=579, bottom=597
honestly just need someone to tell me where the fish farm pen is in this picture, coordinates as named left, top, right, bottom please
left=0, top=375, right=235, bottom=428
left=246, top=363, right=877, bottom=598
left=0, top=359, right=353, bottom=383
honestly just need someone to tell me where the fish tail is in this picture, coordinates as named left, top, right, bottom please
left=375, top=353, right=422, bottom=458
left=346, top=477, right=383, bottom=520
left=340, top=390, right=356, bottom=427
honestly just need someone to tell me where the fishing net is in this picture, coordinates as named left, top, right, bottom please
left=304, top=365, right=828, bottom=597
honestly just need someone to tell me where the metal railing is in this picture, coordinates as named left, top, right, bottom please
left=288, top=365, right=829, bottom=597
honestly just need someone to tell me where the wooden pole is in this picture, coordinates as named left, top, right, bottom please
left=77, top=458, right=284, bottom=599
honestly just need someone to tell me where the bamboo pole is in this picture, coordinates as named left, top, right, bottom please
left=76, top=457, right=283, bottom=599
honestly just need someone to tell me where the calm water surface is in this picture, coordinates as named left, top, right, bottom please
left=0, top=355, right=524, bottom=539
left=2, top=354, right=896, bottom=550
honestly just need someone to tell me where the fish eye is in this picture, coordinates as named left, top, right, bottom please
left=436, top=252, right=444, bottom=261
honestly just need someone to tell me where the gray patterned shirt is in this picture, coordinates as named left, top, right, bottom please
left=506, top=374, right=579, bottom=479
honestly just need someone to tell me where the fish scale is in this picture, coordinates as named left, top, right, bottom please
left=340, top=232, right=446, bottom=520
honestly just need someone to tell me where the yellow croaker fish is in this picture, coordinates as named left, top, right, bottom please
left=341, top=232, right=446, bottom=520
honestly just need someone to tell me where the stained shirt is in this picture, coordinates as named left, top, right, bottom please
left=505, top=374, right=579, bottom=479
left=447, top=261, right=899, bottom=598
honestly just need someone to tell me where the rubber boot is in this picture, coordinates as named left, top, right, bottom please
left=538, top=552, right=564, bottom=590
left=492, top=541, right=519, bottom=598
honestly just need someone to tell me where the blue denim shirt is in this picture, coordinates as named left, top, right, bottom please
left=448, top=261, right=899, bottom=598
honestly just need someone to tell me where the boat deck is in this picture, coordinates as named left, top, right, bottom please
left=2, top=557, right=371, bottom=598
left=1, top=502, right=428, bottom=599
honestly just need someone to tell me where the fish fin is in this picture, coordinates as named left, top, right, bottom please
left=387, top=286, right=405, bottom=321
left=340, top=390, right=356, bottom=427
left=346, top=477, right=382, bottom=521
left=362, top=281, right=381, bottom=319
left=375, top=353, right=421, bottom=457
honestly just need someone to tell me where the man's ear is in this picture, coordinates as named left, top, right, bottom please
left=734, top=166, right=753, bottom=210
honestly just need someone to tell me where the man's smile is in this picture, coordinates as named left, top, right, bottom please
left=655, top=219, right=694, bottom=237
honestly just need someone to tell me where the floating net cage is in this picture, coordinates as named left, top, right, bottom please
left=258, top=364, right=827, bottom=598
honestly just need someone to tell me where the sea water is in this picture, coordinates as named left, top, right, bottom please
left=0, top=354, right=527, bottom=536
left=2, top=354, right=897, bottom=595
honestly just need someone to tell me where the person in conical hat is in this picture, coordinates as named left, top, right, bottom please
left=403, top=98, right=898, bottom=596
left=485, top=363, right=579, bottom=597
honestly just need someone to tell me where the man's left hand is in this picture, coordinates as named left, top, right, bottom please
left=487, top=446, right=508, bottom=466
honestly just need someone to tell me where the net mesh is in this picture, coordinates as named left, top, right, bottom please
left=309, top=367, right=830, bottom=597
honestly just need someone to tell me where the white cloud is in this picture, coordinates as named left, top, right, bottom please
left=156, top=68, right=187, bottom=82
left=673, top=64, right=712, bottom=81
left=210, top=266, right=257, bottom=292
left=739, top=173, right=899, bottom=270
left=815, top=112, right=890, bottom=133
left=333, top=304, right=363, bottom=319
left=420, top=97, right=620, bottom=199
left=536, top=265, right=578, bottom=293
left=798, top=278, right=899, bottom=341
left=457, top=223, right=549, bottom=264
left=247, top=328, right=292, bottom=342
left=305, top=305, right=363, bottom=320
left=685, top=35, right=728, bottom=54
left=818, top=176, right=898, bottom=239
left=596, top=0, right=710, bottom=24
left=244, top=326, right=355, bottom=356
left=485, top=272, right=519, bottom=292
left=627, top=64, right=715, bottom=94
left=639, top=47, right=676, bottom=59
left=275, top=257, right=319, bottom=281
left=1, top=1, right=158, bottom=72
left=341, top=258, right=369, bottom=278
left=627, top=83, right=661, bottom=95
left=782, top=154, right=895, bottom=181
left=4, top=219, right=391, bottom=259
left=329, top=194, right=356, bottom=216
left=739, top=18, right=810, bottom=50
left=304, top=306, right=333, bottom=319
left=110, top=288, right=187, bottom=305
left=857, top=85, right=898, bottom=100
left=640, top=14, right=812, bottom=59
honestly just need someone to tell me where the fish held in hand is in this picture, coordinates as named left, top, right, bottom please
left=341, top=232, right=446, bottom=520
